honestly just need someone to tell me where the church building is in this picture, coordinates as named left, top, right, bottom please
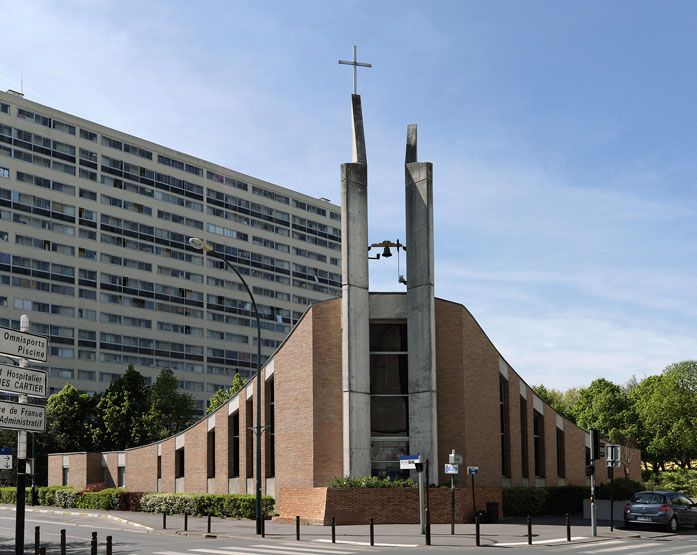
left=49, top=92, right=641, bottom=524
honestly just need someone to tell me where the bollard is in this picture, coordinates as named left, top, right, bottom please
left=475, top=516, right=480, bottom=547
left=184, top=512, right=188, bottom=532
left=296, top=515, right=300, bottom=541
left=425, top=509, right=431, bottom=546
left=34, top=525, right=40, bottom=555
left=527, top=515, right=532, bottom=545
left=261, top=514, right=265, bottom=538
left=207, top=514, right=211, bottom=534
left=370, top=517, right=374, bottom=547
left=566, top=513, right=571, bottom=542
left=91, top=531, right=97, bottom=555
left=106, top=535, right=112, bottom=555
left=38, top=549, right=45, bottom=555
left=60, top=529, right=66, bottom=555
left=331, top=516, right=336, bottom=544
left=162, top=512, right=167, bottom=529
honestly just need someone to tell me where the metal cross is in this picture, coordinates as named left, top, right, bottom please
left=338, top=45, right=372, bottom=95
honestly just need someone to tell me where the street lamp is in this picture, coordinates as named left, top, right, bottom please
left=189, top=237, right=264, bottom=535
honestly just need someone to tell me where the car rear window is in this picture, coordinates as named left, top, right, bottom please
left=632, top=493, right=664, bottom=504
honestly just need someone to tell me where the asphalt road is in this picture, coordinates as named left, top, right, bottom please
left=4, top=511, right=697, bottom=555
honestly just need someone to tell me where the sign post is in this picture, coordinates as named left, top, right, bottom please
left=0, top=318, right=48, bottom=555
left=467, top=466, right=479, bottom=522
left=606, top=444, right=621, bottom=532
left=447, top=450, right=462, bottom=535
left=400, top=454, right=424, bottom=533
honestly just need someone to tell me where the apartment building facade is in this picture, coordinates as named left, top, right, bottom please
left=0, top=89, right=341, bottom=413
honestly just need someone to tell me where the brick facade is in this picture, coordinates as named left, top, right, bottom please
left=47, top=295, right=642, bottom=522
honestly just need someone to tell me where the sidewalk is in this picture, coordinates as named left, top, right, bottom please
left=0, top=505, right=641, bottom=548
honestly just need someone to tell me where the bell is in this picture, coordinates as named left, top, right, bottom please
left=381, top=245, right=393, bottom=258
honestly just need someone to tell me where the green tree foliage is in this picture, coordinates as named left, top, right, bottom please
left=531, top=384, right=577, bottom=422
left=207, top=372, right=247, bottom=414
left=144, top=368, right=195, bottom=440
left=45, top=384, right=95, bottom=452
left=92, top=366, right=151, bottom=451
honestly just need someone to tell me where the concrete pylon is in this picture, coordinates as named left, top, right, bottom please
left=341, top=94, right=371, bottom=477
left=404, top=124, right=438, bottom=484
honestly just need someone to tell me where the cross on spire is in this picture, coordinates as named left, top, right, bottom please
left=338, top=45, right=372, bottom=95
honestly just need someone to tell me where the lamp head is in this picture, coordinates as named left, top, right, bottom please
left=189, top=237, right=213, bottom=253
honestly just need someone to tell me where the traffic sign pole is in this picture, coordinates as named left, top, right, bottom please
left=15, top=315, right=30, bottom=555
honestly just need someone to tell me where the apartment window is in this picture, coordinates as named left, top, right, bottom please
left=520, top=396, right=529, bottom=478
left=533, top=410, right=545, bottom=478
left=0, top=167, right=8, bottom=178
left=229, top=411, right=240, bottom=478
left=78, top=370, right=96, bottom=381
left=557, top=428, right=566, bottom=479
left=500, top=376, right=510, bottom=478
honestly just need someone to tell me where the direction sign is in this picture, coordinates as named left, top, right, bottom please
left=0, top=454, right=12, bottom=470
left=0, top=327, right=48, bottom=362
left=466, top=466, right=480, bottom=476
left=399, top=454, right=421, bottom=470
left=0, top=364, right=47, bottom=398
left=0, top=400, right=45, bottom=432
left=449, top=453, right=463, bottom=465
left=444, top=464, right=459, bottom=475
left=606, top=444, right=621, bottom=468
left=0, top=448, right=11, bottom=455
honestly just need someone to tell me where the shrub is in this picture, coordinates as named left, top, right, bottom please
left=595, top=478, right=644, bottom=500
left=117, top=491, right=145, bottom=512
left=139, top=493, right=274, bottom=518
left=54, top=488, right=80, bottom=508
left=327, top=476, right=417, bottom=488
left=75, top=488, right=120, bottom=510
left=85, top=482, right=108, bottom=492
left=37, top=486, right=73, bottom=506
left=502, top=487, right=549, bottom=516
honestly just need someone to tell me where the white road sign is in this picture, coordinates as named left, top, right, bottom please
left=0, top=327, right=48, bottom=362
left=466, top=466, right=480, bottom=476
left=0, top=454, right=12, bottom=470
left=449, top=453, right=463, bottom=465
left=0, top=365, right=47, bottom=398
left=606, top=444, right=621, bottom=468
left=444, top=464, right=459, bottom=474
left=399, top=454, right=421, bottom=470
left=0, top=400, right=46, bottom=432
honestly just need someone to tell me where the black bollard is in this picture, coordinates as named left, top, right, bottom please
left=527, top=515, right=532, bottom=545
left=162, top=512, right=167, bottom=529
left=106, top=535, right=112, bottom=555
left=38, top=549, right=45, bottom=555
left=331, top=516, right=336, bottom=544
left=296, top=515, right=300, bottom=541
left=207, top=514, right=211, bottom=534
left=425, top=509, right=431, bottom=546
left=370, top=517, right=374, bottom=547
left=60, top=529, right=66, bottom=555
left=184, top=512, right=188, bottom=532
left=566, top=513, right=571, bottom=542
left=475, top=516, right=480, bottom=547
left=91, top=532, right=97, bottom=555
left=34, top=526, right=40, bottom=555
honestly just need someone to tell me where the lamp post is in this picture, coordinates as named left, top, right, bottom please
left=189, top=237, right=264, bottom=535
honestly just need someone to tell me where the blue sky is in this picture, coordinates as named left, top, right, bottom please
left=3, top=0, right=696, bottom=389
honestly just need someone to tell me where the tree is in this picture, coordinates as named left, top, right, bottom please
left=45, top=384, right=95, bottom=453
left=92, top=366, right=150, bottom=451
left=207, top=372, right=246, bottom=414
left=145, top=368, right=195, bottom=440
left=531, top=384, right=577, bottom=422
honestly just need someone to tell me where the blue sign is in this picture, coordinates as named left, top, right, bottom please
left=0, top=448, right=12, bottom=455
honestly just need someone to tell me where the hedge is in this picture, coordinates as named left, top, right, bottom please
left=0, top=487, right=272, bottom=519
left=327, top=476, right=417, bottom=488
left=139, top=493, right=274, bottom=518
left=595, top=478, right=643, bottom=500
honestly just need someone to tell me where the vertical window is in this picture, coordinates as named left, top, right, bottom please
left=207, top=430, right=216, bottom=479
left=533, top=410, right=545, bottom=478
left=175, top=447, right=185, bottom=478
left=556, top=428, right=565, bottom=479
left=157, top=455, right=162, bottom=479
left=230, top=411, right=240, bottom=478
left=266, top=379, right=275, bottom=477
left=62, top=466, right=69, bottom=486
left=246, top=399, right=253, bottom=478
left=520, top=396, right=529, bottom=478
left=117, top=466, right=125, bottom=487
left=500, top=376, right=510, bottom=477
left=369, top=322, right=409, bottom=479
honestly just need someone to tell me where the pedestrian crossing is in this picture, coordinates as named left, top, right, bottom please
left=530, top=537, right=697, bottom=554
left=154, top=542, right=382, bottom=555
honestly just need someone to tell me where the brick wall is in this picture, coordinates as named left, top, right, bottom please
left=278, top=486, right=503, bottom=525
left=125, top=444, right=158, bottom=492
left=184, top=418, right=209, bottom=493
left=47, top=454, right=62, bottom=486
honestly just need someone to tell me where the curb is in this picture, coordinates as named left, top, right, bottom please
left=0, top=506, right=153, bottom=532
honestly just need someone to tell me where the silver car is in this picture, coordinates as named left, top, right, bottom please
left=624, top=490, right=697, bottom=532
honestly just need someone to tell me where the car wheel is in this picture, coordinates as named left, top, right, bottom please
left=624, top=521, right=633, bottom=530
left=667, top=516, right=678, bottom=533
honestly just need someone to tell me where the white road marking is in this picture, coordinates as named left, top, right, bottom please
left=579, top=541, right=662, bottom=553
left=314, top=538, right=418, bottom=547
left=493, top=536, right=589, bottom=546
left=251, top=545, right=356, bottom=554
